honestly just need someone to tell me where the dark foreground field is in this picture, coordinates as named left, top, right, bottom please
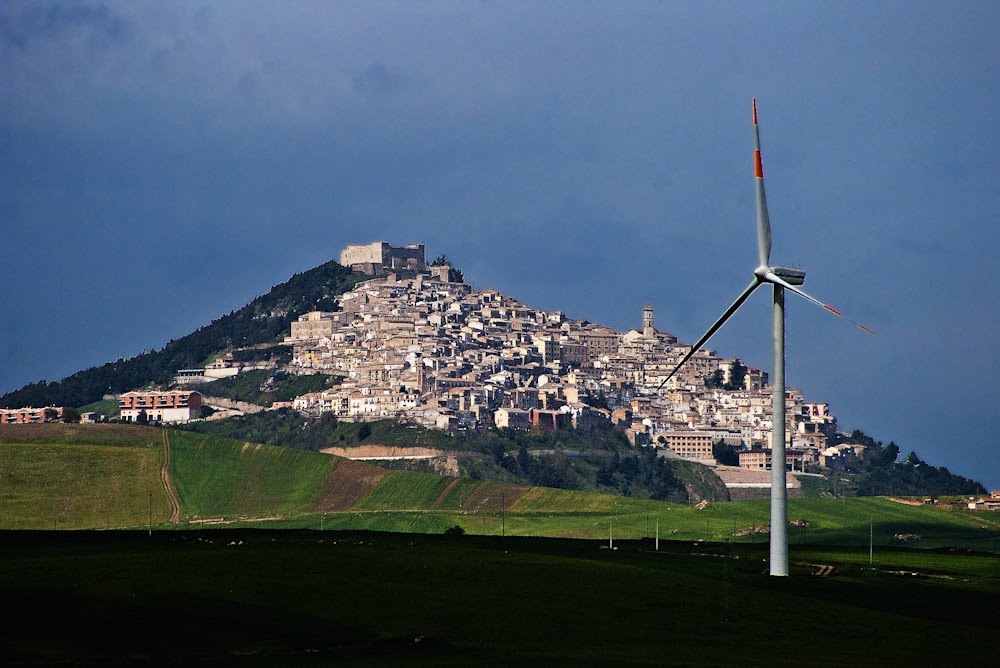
left=2, top=530, right=997, bottom=667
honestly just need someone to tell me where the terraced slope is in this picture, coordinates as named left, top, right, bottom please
left=165, top=430, right=337, bottom=520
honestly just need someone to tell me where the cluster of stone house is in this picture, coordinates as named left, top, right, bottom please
left=275, top=242, right=850, bottom=470
left=966, top=492, right=1000, bottom=511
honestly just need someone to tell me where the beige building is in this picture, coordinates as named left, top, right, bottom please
left=494, top=407, right=531, bottom=430
left=574, top=329, right=621, bottom=360
left=655, top=430, right=717, bottom=462
left=288, top=311, right=341, bottom=341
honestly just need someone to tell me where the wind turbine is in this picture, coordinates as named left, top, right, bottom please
left=657, top=99, right=873, bottom=576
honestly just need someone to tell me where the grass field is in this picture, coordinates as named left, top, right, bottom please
left=2, top=424, right=998, bottom=555
left=0, top=424, right=173, bottom=529
left=1, top=529, right=996, bottom=666
left=166, top=430, right=337, bottom=519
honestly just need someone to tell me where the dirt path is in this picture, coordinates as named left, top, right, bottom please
left=160, top=429, right=181, bottom=523
left=429, top=478, right=460, bottom=510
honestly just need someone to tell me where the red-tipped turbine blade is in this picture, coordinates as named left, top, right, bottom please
left=753, top=99, right=772, bottom=268
left=764, top=271, right=875, bottom=335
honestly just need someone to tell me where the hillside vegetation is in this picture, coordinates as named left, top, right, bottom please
left=0, top=261, right=364, bottom=409
left=190, top=370, right=341, bottom=407
left=2, top=424, right=998, bottom=553
left=178, top=415, right=701, bottom=502
left=851, top=435, right=986, bottom=496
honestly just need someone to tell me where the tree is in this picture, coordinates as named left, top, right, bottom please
left=712, top=440, right=740, bottom=466
left=62, top=407, right=82, bottom=423
left=724, top=359, right=748, bottom=391
left=136, top=410, right=149, bottom=426
left=705, top=370, right=724, bottom=389
left=357, top=422, right=372, bottom=441
left=582, top=390, right=610, bottom=410
left=868, top=440, right=900, bottom=468
left=43, top=407, right=60, bottom=422
left=428, top=254, right=463, bottom=282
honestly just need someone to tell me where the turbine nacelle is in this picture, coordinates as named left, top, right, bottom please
left=755, top=265, right=806, bottom=286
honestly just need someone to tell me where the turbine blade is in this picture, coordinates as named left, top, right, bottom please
left=754, top=98, right=772, bottom=268
left=763, top=271, right=875, bottom=335
left=657, top=279, right=762, bottom=390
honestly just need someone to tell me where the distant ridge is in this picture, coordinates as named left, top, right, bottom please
left=0, top=260, right=364, bottom=409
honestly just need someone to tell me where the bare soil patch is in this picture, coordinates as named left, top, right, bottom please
left=887, top=497, right=925, bottom=506
left=462, top=483, right=529, bottom=511
left=310, top=459, right=388, bottom=511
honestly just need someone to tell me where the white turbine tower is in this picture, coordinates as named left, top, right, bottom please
left=658, top=99, right=873, bottom=576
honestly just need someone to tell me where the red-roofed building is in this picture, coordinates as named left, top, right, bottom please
left=0, top=406, right=66, bottom=424
left=119, top=391, right=202, bottom=423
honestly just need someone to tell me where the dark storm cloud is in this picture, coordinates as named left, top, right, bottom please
left=1, top=2, right=127, bottom=48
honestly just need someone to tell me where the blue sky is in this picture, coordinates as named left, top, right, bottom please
left=2, top=1, right=998, bottom=488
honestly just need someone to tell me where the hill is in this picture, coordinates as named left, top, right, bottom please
left=0, top=260, right=365, bottom=409
left=2, top=424, right=998, bottom=553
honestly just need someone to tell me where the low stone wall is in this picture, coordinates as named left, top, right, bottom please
left=321, top=445, right=449, bottom=459
left=201, top=396, right=265, bottom=414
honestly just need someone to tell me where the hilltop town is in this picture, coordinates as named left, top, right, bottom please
left=178, top=241, right=854, bottom=473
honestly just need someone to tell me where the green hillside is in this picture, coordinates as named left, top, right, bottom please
left=166, top=430, right=339, bottom=520
left=2, top=424, right=998, bottom=553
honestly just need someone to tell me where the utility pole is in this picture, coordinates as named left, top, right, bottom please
left=869, top=518, right=874, bottom=565
left=609, top=518, right=613, bottom=550
left=148, top=491, right=152, bottom=537
left=501, top=493, right=505, bottom=537
left=655, top=519, right=659, bottom=551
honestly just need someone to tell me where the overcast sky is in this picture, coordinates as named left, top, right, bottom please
left=2, top=1, right=997, bottom=488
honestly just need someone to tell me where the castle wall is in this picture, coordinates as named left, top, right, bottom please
left=340, top=242, right=390, bottom=267
left=340, top=242, right=426, bottom=272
